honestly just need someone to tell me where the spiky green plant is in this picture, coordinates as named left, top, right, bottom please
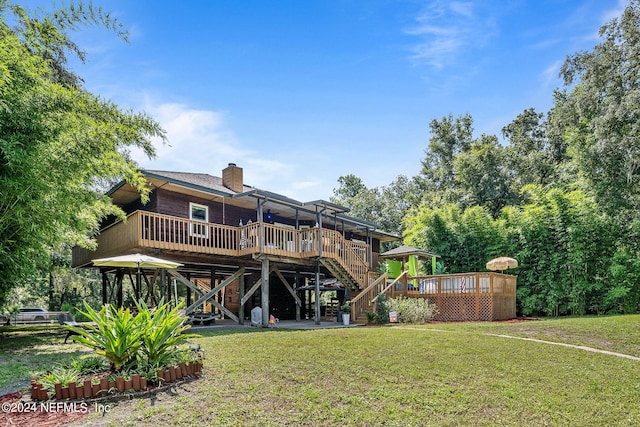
left=134, top=299, right=198, bottom=369
left=39, top=366, right=80, bottom=391
left=70, top=355, right=109, bottom=375
left=66, top=302, right=144, bottom=372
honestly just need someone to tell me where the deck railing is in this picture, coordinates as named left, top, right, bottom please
left=320, top=229, right=369, bottom=287
left=140, top=211, right=239, bottom=255
left=73, top=210, right=372, bottom=288
left=350, top=272, right=388, bottom=321
left=382, top=272, right=517, bottom=321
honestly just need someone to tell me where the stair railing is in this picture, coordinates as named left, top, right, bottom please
left=350, top=273, right=387, bottom=321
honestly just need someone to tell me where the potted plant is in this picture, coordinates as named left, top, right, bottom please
left=341, top=303, right=352, bottom=326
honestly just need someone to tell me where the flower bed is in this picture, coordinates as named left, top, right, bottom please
left=30, top=361, right=202, bottom=401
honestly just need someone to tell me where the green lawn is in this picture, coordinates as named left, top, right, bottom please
left=3, top=316, right=640, bottom=426
left=0, top=326, right=90, bottom=394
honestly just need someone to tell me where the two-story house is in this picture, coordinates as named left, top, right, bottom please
left=72, top=163, right=398, bottom=326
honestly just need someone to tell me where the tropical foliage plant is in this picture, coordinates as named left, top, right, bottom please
left=134, top=299, right=199, bottom=369
left=68, top=302, right=144, bottom=371
left=365, top=311, right=377, bottom=323
left=39, top=366, right=81, bottom=391
left=67, top=300, right=197, bottom=374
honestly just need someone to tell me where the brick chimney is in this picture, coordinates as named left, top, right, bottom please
left=222, top=163, right=243, bottom=192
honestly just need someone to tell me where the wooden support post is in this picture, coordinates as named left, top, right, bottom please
left=403, top=271, right=408, bottom=297
left=314, top=262, right=321, bottom=325
left=239, top=271, right=245, bottom=325
left=186, top=272, right=192, bottom=308
left=116, top=269, right=123, bottom=308
left=210, top=267, right=216, bottom=316
left=165, top=269, right=171, bottom=303
left=258, top=201, right=265, bottom=254
left=261, top=259, right=270, bottom=327
left=135, top=269, right=141, bottom=301
left=101, top=272, right=108, bottom=305
left=295, top=270, right=301, bottom=322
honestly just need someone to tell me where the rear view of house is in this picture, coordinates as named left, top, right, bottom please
left=72, top=163, right=397, bottom=326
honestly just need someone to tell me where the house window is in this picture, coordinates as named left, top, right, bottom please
left=189, top=203, right=209, bottom=237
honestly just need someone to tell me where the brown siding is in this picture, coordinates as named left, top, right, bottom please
left=123, top=190, right=157, bottom=215
left=155, top=188, right=257, bottom=226
left=122, top=188, right=383, bottom=256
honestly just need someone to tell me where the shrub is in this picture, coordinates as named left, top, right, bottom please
left=375, top=293, right=389, bottom=324
left=385, top=297, right=438, bottom=324
left=365, top=311, right=376, bottom=323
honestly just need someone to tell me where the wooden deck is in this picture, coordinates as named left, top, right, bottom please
left=351, top=271, right=516, bottom=322
left=73, top=210, right=370, bottom=287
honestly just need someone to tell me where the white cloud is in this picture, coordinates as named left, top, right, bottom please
left=601, top=0, right=626, bottom=24
left=449, top=1, right=474, bottom=18
left=406, top=1, right=494, bottom=68
left=130, top=100, right=331, bottom=202
left=132, top=102, right=248, bottom=174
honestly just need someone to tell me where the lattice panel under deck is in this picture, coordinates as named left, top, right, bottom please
left=491, top=296, right=516, bottom=320
left=432, top=295, right=496, bottom=321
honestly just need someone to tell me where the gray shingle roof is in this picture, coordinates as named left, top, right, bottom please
left=144, top=170, right=254, bottom=194
left=379, top=245, right=439, bottom=259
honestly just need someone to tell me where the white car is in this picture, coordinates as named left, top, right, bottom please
left=15, top=307, right=49, bottom=323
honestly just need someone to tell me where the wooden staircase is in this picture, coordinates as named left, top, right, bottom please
left=349, top=271, right=407, bottom=321
left=318, top=230, right=370, bottom=290
left=320, top=258, right=359, bottom=289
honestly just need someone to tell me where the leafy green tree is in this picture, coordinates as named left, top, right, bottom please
left=332, top=174, right=382, bottom=225
left=420, top=113, right=516, bottom=217
left=376, top=175, right=423, bottom=236
left=0, top=2, right=165, bottom=307
left=511, top=187, right=618, bottom=316
left=332, top=174, right=422, bottom=239
left=404, top=203, right=502, bottom=273
left=502, top=108, right=569, bottom=192
left=453, top=134, right=513, bottom=216
left=420, top=113, right=474, bottom=203
left=552, top=0, right=640, bottom=219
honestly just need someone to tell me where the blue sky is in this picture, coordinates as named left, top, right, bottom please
left=47, top=0, right=625, bottom=201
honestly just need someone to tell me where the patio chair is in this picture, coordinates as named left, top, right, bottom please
left=57, top=312, right=82, bottom=344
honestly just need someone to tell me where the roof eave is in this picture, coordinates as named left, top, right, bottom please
left=143, top=170, right=233, bottom=198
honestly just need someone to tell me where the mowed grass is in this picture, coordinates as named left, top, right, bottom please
left=68, top=315, right=640, bottom=427
left=0, top=326, right=90, bottom=394
left=421, top=314, right=640, bottom=357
